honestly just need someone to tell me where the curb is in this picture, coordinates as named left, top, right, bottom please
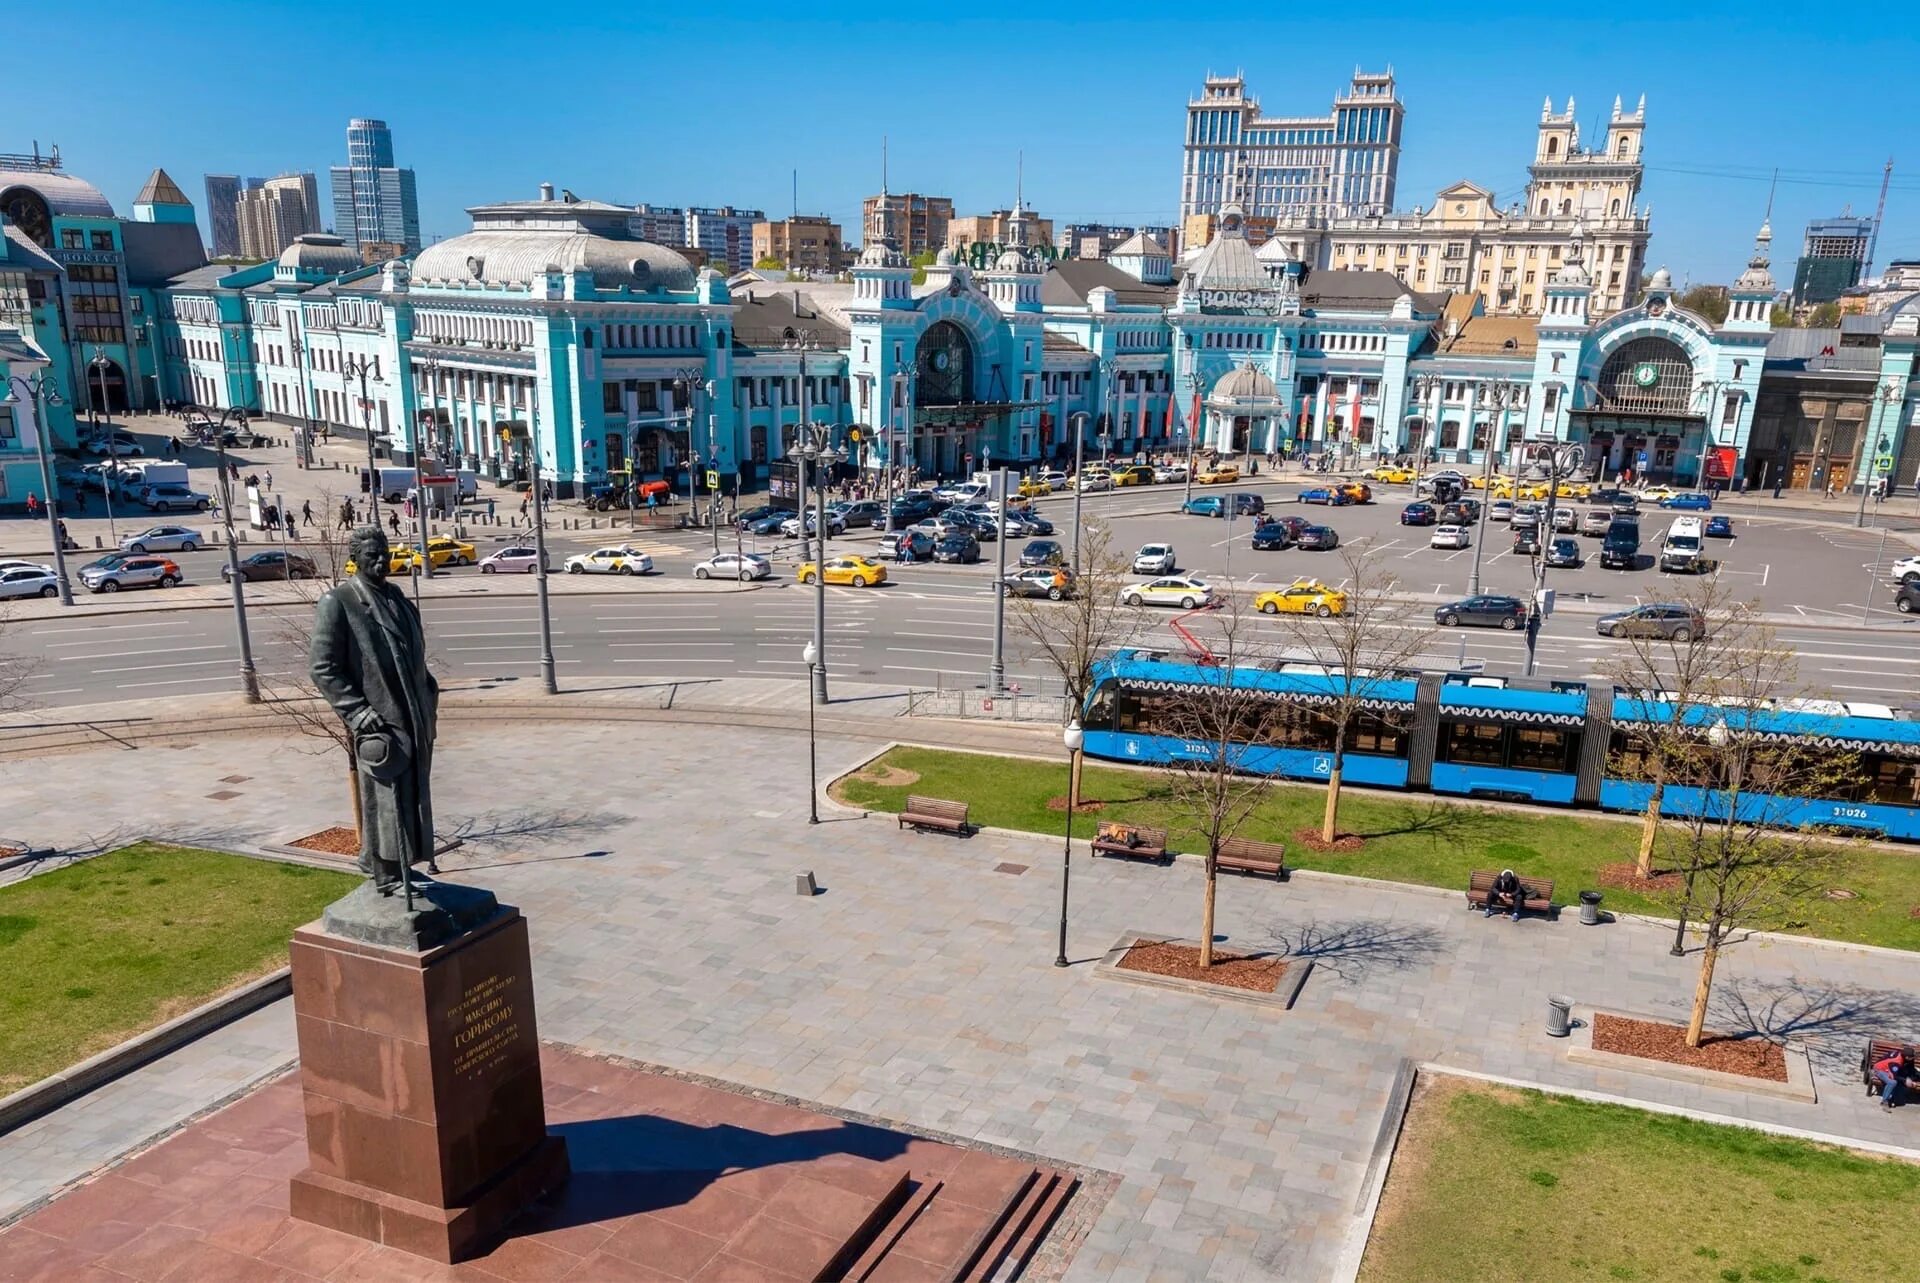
left=0, top=968, right=291, bottom=1138
left=1333, top=1057, right=1418, bottom=1283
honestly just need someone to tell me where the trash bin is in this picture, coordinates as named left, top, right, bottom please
left=1546, top=995, right=1572, bottom=1038
left=1578, top=890, right=1603, bottom=926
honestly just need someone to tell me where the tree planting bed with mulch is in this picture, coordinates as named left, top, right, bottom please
left=287, top=825, right=359, bottom=857
left=1116, top=938, right=1289, bottom=993
left=1590, top=1012, right=1787, bottom=1082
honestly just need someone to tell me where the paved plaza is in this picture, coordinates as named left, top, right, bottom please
left=5, top=709, right=1920, bottom=1280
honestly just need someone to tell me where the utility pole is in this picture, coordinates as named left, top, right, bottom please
left=213, top=406, right=261, bottom=703
left=5, top=371, right=73, bottom=606
left=990, top=466, right=1010, bottom=695
left=527, top=404, right=557, bottom=695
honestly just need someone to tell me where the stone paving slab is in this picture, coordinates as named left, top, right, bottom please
left=5, top=722, right=1920, bottom=1280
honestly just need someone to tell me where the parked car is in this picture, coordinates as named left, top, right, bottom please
left=1600, top=519, right=1641, bottom=570
left=1435, top=594, right=1528, bottom=629
left=1891, top=555, right=1920, bottom=585
left=1337, top=482, right=1373, bottom=504
left=1658, top=491, right=1714, bottom=511
left=796, top=555, right=887, bottom=587
left=120, top=525, right=202, bottom=554
left=876, top=529, right=934, bottom=562
left=733, top=504, right=782, bottom=529
left=1254, top=579, right=1347, bottom=617
left=1296, top=487, right=1351, bottom=506
left=1152, top=463, right=1189, bottom=484
left=1510, top=503, right=1543, bottom=532
left=1511, top=529, right=1542, bottom=557
left=1182, top=495, right=1226, bottom=518
left=1003, top=567, right=1075, bottom=601
left=1596, top=603, right=1706, bottom=641
left=84, top=431, right=144, bottom=457
left=1545, top=537, right=1582, bottom=568
left=1897, top=582, right=1920, bottom=614
left=1196, top=463, right=1240, bottom=485
left=1417, top=471, right=1467, bottom=496
left=140, top=484, right=212, bottom=513
left=887, top=497, right=936, bottom=526
left=1705, top=515, right=1735, bottom=538
left=947, top=509, right=998, bottom=541
left=1040, top=470, right=1070, bottom=490
left=1580, top=509, right=1615, bottom=536
left=832, top=500, right=888, bottom=529
left=1429, top=524, right=1471, bottom=550
left=1440, top=499, right=1481, bottom=524
left=692, top=551, right=770, bottom=581
left=1075, top=471, right=1114, bottom=492
left=565, top=546, right=654, bottom=575
left=1262, top=515, right=1311, bottom=541
left=1133, top=544, right=1178, bottom=575
left=480, top=545, right=545, bottom=574
left=1550, top=507, right=1578, bottom=533
left=1118, top=575, right=1214, bottom=608
left=780, top=510, right=846, bottom=539
left=0, top=558, right=52, bottom=574
left=932, top=533, right=982, bottom=564
left=1294, top=524, right=1340, bottom=551
left=0, top=566, right=60, bottom=599
left=222, top=550, right=318, bottom=582
left=1400, top=501, right=1438, bottom=526
left=1251, top=522, right=1292, bottom=551
left=1113, top=464, right=1157, bottom=487
left=411, top=536, right=477, bottom=569
left=1489, top=499, right=1515, bottom=522
left=1020, top=540, right=1064, bottom=568
left=1610, top=495, right=1642, bottom=516
left=81, top=555, right=180, bottom=593
left=1015, top=477, right=1053, bottom=498
left=746, top=512, right=791, bottom=536
left=1367, top=465, right=1415, bottom=484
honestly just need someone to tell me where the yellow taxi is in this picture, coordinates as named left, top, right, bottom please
left=1553, top=479, right=1593, bottom=500
left=1366, top=465, right=1415, bottom=484
left=1465, top=474, right=1491, bottom=490
left=408, top=535, right=477, bottom=569
left=344, top=545, right=421, bottom=576
left=797, top=555, right=887, bottom=587
left=1254, top=578, right=1348, bottom=617
left=1112, top=464, right=1157, bottom=487
left=1639, top=484, right=1682, bottom=502
left=1338, top=482, right=1373, bottom=504
left=1016, top=477, right=1052, bottom=499
left=1196, top=463, right=1241, bottom=485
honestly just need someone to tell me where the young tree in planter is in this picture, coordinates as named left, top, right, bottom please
left=1622, top=594, right=1854, bottom=1047
left=1007, top=519, right=1144, bottom=717
left=1154, top=594, right=1288, bottom=967
left=1265, top=541, right=1434, bottom=843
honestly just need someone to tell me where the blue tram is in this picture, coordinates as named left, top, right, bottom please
left=1079, top=650, right=1920, bottom=842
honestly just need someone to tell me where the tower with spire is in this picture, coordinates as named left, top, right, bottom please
left=1724, top=217, right=1777, bottom=333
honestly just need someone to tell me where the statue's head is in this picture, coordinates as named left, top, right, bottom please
left=349, top=525, right=390, bottom=581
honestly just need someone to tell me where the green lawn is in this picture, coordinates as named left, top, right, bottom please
left=836, top=746, right=1920, bottom=952
left=0, top=843, right=356, bottom=1092
left=1360, top=1076, right=1920, bottom=1282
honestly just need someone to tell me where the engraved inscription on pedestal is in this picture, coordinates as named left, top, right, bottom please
left=447, top=973, right=522, bottom=1081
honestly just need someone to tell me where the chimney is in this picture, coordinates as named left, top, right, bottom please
left=538, top=182, right=555, bottom=202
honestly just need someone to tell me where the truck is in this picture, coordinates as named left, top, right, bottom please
left=364, top=466, right=417, bottom=502
left=115, top=460, right=188, bottom=498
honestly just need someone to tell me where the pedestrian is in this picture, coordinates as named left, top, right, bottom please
left=71, top=488, right=86, bottom=514
left=338, top=500, right=353, bottom=531
left=285, top=509, right=297, bottom=537
left=302, top=500, right=314, bottom=526
left=542, top=480, right=553, bottom=504
left=264, top=470, right=273, bottom=492
left=56, top=518, right=69, bottom=549
left=387, top=510, right=400, bottom=535
left=519, top=497, right=529, bottom=521
left=1483, top=868, right=1525, bottom=921
left=25, top=492, right=39, bottom=519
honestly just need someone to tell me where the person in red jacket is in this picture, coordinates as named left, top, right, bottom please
left=1873, top=1046, right=1914, bottom=1111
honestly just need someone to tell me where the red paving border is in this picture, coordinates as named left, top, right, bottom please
left=0, top=1044, right=1104, bottom=1282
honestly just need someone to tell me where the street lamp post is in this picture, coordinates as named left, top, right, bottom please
left=707, top=379, right=722, bottom=557
left=90, top=353, right=113, bottom=436
left=1067, top=410, right=1089, bottom=574
left=4, top=371, right=73, bottom=605
left=803, top=641, right=820, bottom=824
left=1857, top=381, right=1901, bottom=528
left=677, top=366, right=703, bottom=524
left=1526, top=443, right=1584, bottom=677
left=1056, top=719, right=1084, bottom=967
left=527, top=403, right=557, bottom=695
left=990, top=466, right=1009, bottom=695
left=209, top=405, right=261, bottom=703
left=793, top=422, right=843, bottom=705
left=1184, top=371, right=1205, bottom=507
left=342, top=354, right=380, bottom=522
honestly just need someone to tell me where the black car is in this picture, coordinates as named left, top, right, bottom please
left=1400, top=501, right=1438, bottom=526
left=877, top=529, right=933, bottom=561
left=834, top=500, right=887, bottom=529
left=1897, top=582, right=1920, bottom=615
left=1021, top=514, right=1055, bottom=536
left=1251, top=523, right=1292, bottom=551
left=1544, top=537, right=1582, bottom=568
left=747, top=512, right=791, bottom=536
left=1610, top=496, right=1641, bottom=516
left=932, top=533, right=981, bottom=564
left=1600, top=519, right=1641, bottom=569
left=222, top=550, right=318, bottom=582
left=1441, top=499, right=1481, bottom=524
left=948, top=510, right=997, bottom=541
left=888, top=497, right=936, bottom=524
left=1511, top=530, right=1542, bottom=556
left=734, top=504, right=781, bottom=529
left=1020, top=539, right=1064, bottom=568
left=1435, top=594, right=1529, bottom=629
left=1226, top=492, right=1267, bottom=516
left=1295, top=524, right=1339, bottom=551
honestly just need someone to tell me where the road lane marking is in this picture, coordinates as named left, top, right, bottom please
left=92, top=657, right=238, bottom=674
left=51, top=643, right=228, bottom=663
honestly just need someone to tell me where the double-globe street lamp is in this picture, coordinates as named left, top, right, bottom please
left=198, top=403, right=263, bottom=703
left=3, top=370, right=73, bottom=606
left=793, top=422, right=844, bottom=706
left=1056, top=719, right=1084, bottom=968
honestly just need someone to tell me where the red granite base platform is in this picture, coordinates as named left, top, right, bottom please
left=0, top=1044, right=1084, bottom=1282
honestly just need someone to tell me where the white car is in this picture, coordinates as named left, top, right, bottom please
left=1152, top=464, right=1190, bottom=484
left=779, top=511, right=846, bottom=538
left=1893, top=555, right=1920, bottom=586
left=1133, top=543, right=1177, bottom=575
left=1430, top=524, right=1472, bottom=549
left=479, top=545, right=544, bottom=574
left=0, top=566, right=60, bottom=599
left=1040, top=470, right=1070, bottom=490
left=1489, top=499, right=1515, bottom=522
left=1076, top=472, right=1114, bottom=493
left=564, top=545, right=654, bottom=575
left=84, top=432, right=143, bottom=457
left=693, top=551, right=771, bottom=581
left=0, top=558, right=53, bottom=574
left=1118, top=575, right=1214, bottom=609
left=120, top=525, right=203, bottom=554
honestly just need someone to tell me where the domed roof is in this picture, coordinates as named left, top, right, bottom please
left=0, top=168, right=114, bottom=220
left=1551, top=257, right=1590, bottom=287
left=1211, top=362, right=1279, bottom=402
left=278, top=233, right=360, bottom=275
left=412, top=221, right=696, bottom=292
left=935, top=245, right=958, bottom=266
left=857, top=240, right=908, bottom=269
left=992, top=246, right=1037, bottom=274
left=1647, top=266, right=1673, bottom=293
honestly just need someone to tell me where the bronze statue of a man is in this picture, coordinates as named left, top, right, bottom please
left=310, top=525, right=439, bottom=895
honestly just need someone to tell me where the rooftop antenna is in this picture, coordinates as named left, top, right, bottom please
left=882, top=135, right=888, bottom=196
left=1864, top=157, right=1894, bottom=280
left=791, top=168, right=797, bottom=221
left=1016, top=149, right=1023, bottom=214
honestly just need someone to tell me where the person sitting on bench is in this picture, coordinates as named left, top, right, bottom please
left=1874, top=1046, right=1914, bottom=1112
left=1485, top=868, right=1524, bottom=921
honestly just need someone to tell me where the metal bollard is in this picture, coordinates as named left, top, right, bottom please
left=1546, top=995, right=1572, bottom=1038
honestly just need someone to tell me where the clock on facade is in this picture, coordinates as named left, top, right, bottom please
left=1632, top=362, right=1661, bottom=389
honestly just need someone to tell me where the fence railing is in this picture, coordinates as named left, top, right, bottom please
left=904, top=671, right=1071, bottom=723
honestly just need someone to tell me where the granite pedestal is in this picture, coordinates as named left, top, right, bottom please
left=286, top=898, right=569, bottom=1263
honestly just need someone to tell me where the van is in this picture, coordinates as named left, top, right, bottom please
left=366, top=466, right=417, bottom=502
left=1600, top=518, right=1640, bottom=569
left=117, top=460, right=188, bottom=496
left=1659, top=517, right=1709, bottom=573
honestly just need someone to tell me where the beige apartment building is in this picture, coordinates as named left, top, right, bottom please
left=751, top=214, right=844, bottom=272
left=235, top=173, right=323, bottom=260
left=861, top=192, right=953, bottom=256
left=1233, top=95, right=1650, bottom=317
left=947, top=207, right=1054, bottom=250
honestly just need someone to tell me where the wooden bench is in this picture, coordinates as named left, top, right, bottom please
left=1861, top=1039, right=1918, bottom=1098
left=1466, top=870, right=1555, bottom=917
left=899, top=795, right=970, bottom=836
left=1216, top=837, right=1287, bottom=880
left=1091, top=822, right=1168, bottom=863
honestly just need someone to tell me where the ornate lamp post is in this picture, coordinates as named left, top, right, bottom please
left=677, top=365, right=704, bottom=523
left=1056, top=719, right=1084, bottom=968
left=1857, top=380, right=1901, bottom=528
left=1067, top=409, right=1089, bottom=574
left=803, top=641, right=821, bottom=824
left=209, top=405, right=261, bottom=702
left=793, top=422, right=845, bottom=705
left=3, top=370, right=72, bottom=605
left=342, top=353, right=380, bottom=522
left=1184, top=370, right=1206, bottom=507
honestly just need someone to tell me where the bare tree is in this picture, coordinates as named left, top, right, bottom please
left=1609, top=581, right=1854, bottom=1046
left=1264, top=541, right=1435, bottom=842
left=1007, top=519, right=1144, bottom=714
left=0, top=608, right=34, bottom=713
left=1155, top=593, right=1289, bottom=967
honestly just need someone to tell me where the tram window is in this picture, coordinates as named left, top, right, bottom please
left=1266, top=707, right=1336, bottom=753
left=1509, top=728, right=1572, bottom=773
left=1442, top=722, right=1506, bottom=766
left=1349, top=714, right=1409, bottom=758
left=1085, top=683, right=1120, bottom=730
left=1860, top=756, right=1920, bottom=805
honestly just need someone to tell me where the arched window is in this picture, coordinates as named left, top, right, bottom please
left=1609, top=199, right=1621, bottom=216
left=582, top=328, right=593, bottom=350
left=1546, top=136, right=1560, bottom=157
left=1597, top=336, right=1694, bottom=414
left=1539, top=200, right=1549, bottom=216
left=915, top=321, right=975, bottom=405
left=1560, top=200, right=1572, bottom=216
left=1616, top=137, right=1629, bottom=157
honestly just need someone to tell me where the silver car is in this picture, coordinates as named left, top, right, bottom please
left=479, top=545, right=544, bottom=574
left=693, top=551, right=771, bottom=581
left=0, top=566, right=60, bottom=599
left=81, top=555, right=180, bottom=593
left=120, top=525, right=203, bottom=554
left=1133, top=543, right=1177, bottom=575
left=779, top=511, right=846, bottom=538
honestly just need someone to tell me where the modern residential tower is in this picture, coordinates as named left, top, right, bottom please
left=327, top=117, right=421, bottom=254
left=1793, top=215, right=1874, bottom=307
left=235, top=173, right=322, bottom=259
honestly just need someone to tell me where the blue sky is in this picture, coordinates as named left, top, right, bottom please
left=13, top=2, right=1917, bottom=283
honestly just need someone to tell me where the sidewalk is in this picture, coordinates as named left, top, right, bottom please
left=4, top=713, right=1920, bottom=1281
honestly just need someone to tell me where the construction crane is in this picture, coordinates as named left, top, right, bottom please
left=1863, top=157, right=1894, bottom=282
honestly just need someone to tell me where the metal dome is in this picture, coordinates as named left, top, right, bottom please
left=412, top=226, right=695, bottom=291
left=278, top=233, right=361, bottom=275
left=1211, top=362, right=1279, bottom=402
